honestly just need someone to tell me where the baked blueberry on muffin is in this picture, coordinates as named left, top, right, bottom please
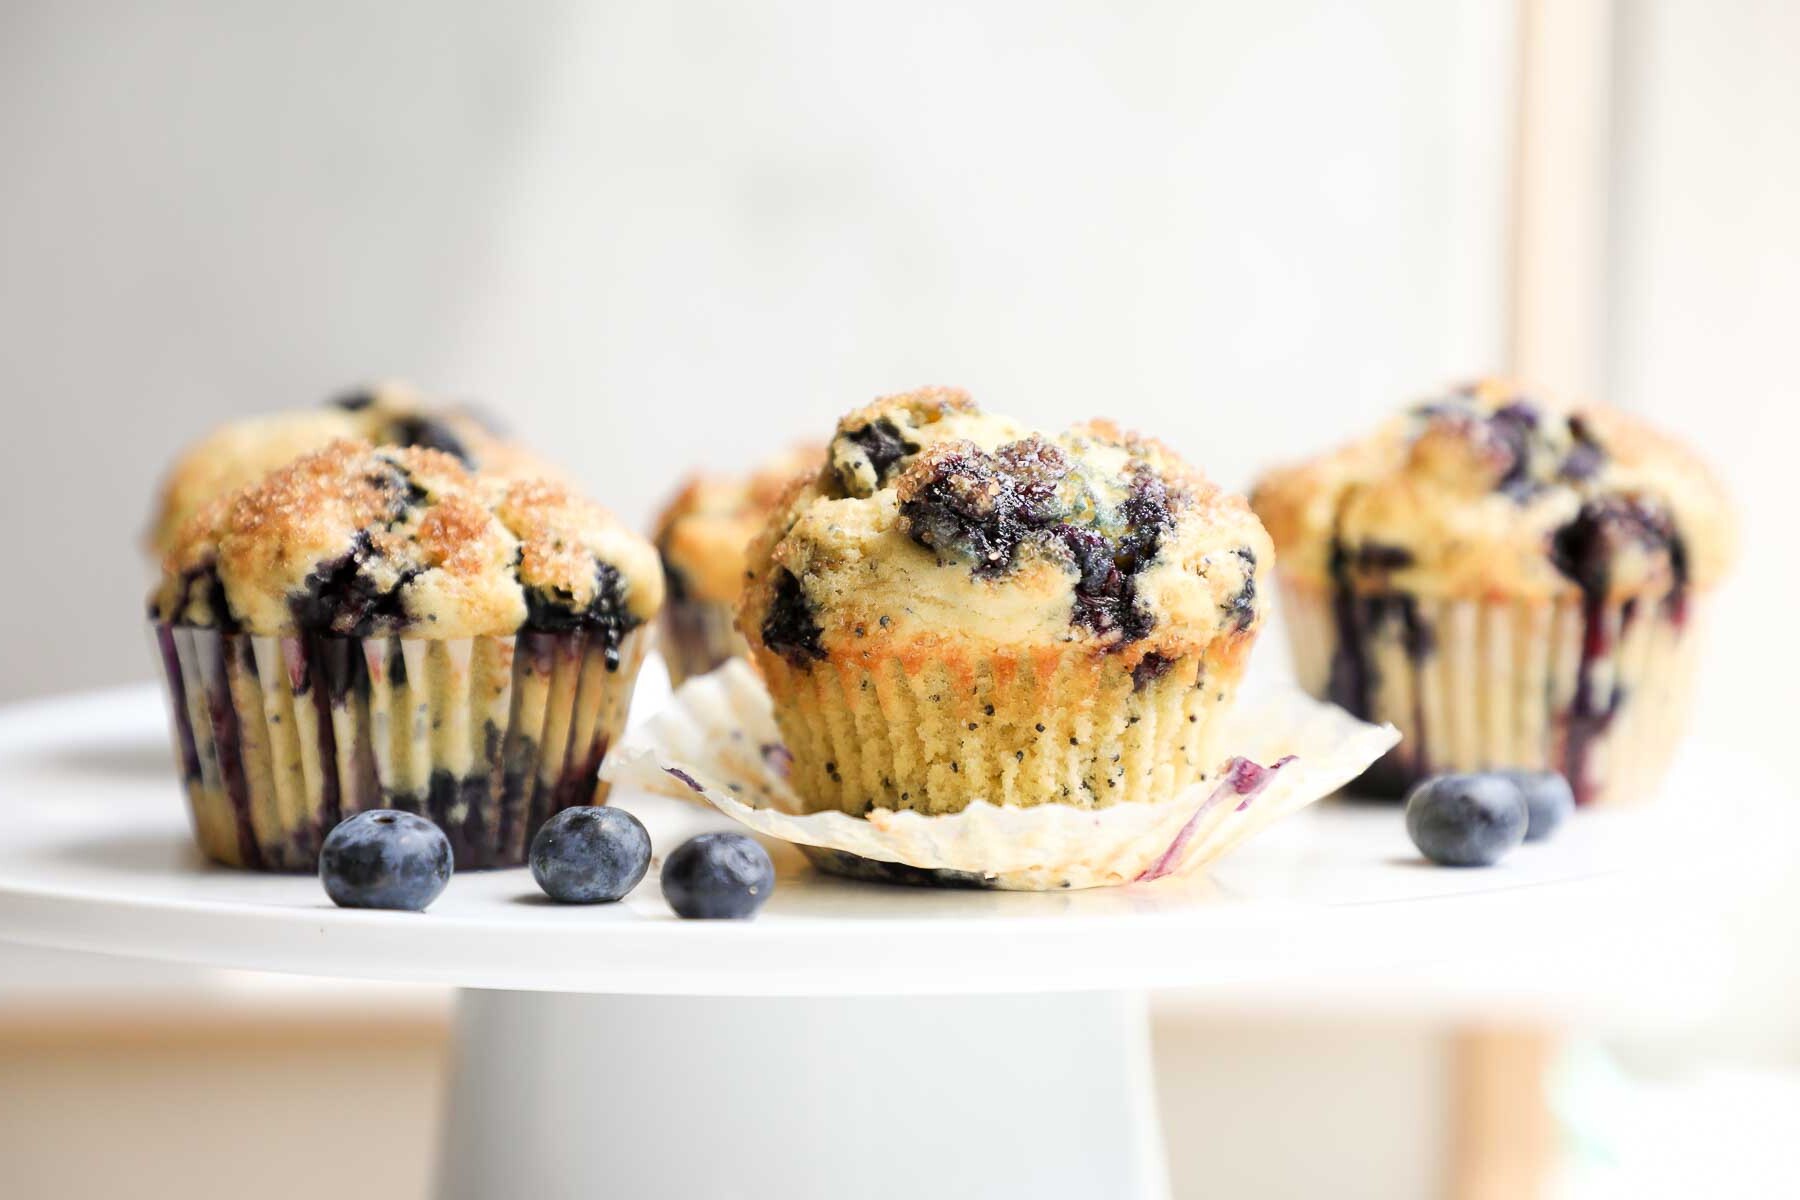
left=151, top=440, right=662, bottom=870
left=736, top=386, right=1273, bottom=816
left=148, top=381, right=552, bottom=555
left=1251, top=378, right=1733, bottom=806
left=653, top=444, right=822, bottom=687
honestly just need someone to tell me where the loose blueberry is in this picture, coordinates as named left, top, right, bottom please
left=661, top=832, right=775, bottom=919
left=1498, top=769, right=1575, bottom=842
left=530, top=806, right=652, bottom=903
left=1404, top=773, right=1527, bottom=867
left=319, top=810, right=452, bottom=911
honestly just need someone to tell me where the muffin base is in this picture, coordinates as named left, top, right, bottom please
left=607, top=659, right=1398, bottom=890
left=659, top=597, right=746, bottom=689
left=753, top=638, right=1255, bottom=816
left=152, top=623, right=647, bottom=870
left=1278, top=577, right=1704, bottom=806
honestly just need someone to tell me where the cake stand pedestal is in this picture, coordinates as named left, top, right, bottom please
left=0, top=685, right=1768, bottom=1199
left=440, top=989, right=1163, bottom=1199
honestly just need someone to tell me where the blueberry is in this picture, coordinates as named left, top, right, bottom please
left=290, top=530, right=416, bottom=636
left=1498, top=769, right=1575, bottom=842
left=842, top=418, right=918, bottom=488
left=522, top=561, right=641, bottom=669
left=760, top=569, right=826, bottom=667
left=661, top=832, right=775, bottom=919
left=1549, top=496, right=1679, bottom=600
left=1404, top=773, right=1527, bottom=867
left=319, top=810, right=452, bottom=911
left=386, top=413, right=474, bottom=467
left=897, top=437, right=1071, bottom=577
left=529, top=806, right=651, bottom=903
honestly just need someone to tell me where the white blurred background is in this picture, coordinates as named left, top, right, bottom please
left=1, top=0, right=1512, bottom=699
left=2, top=2, right=1797, bottom=1197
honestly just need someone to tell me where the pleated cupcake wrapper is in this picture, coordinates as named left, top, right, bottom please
left=604, top=660, right=1399, bottom=891
left=751, top=642, right=1253, bottom=818
left=658, top=596, right=748, bottom=690
left=151, top=622, right=648, bottom=871
left=1278, top=578, right=1706, bottom=807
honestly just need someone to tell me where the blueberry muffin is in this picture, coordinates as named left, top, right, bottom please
left=736, top=387, right=1273, bottom=816
left=1251, top=378, right=1733, bottom=806
left=151, top=440, right=662, bottom=870
left=148, top=381, right=553, bottom=555
left=653, top=443, right=822, bottom=687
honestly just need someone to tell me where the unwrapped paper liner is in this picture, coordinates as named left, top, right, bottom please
left=604, top=659, right=1400, bottom=890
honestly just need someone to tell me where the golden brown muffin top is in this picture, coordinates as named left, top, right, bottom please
left=1250, top=378, right=1734, bottom=601
left=653, top=442, right=824, bottom=605
left=147, top=381, right=557, bottom=555
left=153, top=440, right=662, bottom=650
left=737, top=386, right=1273, bottom=665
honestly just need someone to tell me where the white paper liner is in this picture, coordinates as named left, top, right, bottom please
left=1279, top=578, right=1705, bottom=806
left=604, top=660, right=1398, bottom=890
left=152, top=622, right=648, bottom=871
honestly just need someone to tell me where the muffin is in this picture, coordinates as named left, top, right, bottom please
left=148, top=381, right=553, bottom=555
left=150, top=440, right=662, bottom=870
left=653, top=443, right=821, bottom=687
left=735, top=386, right=1273, bottom=816
left=1251, top=378, right=1733, bottom=806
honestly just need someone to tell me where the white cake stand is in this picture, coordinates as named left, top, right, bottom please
left=0, top=677, right=1758, bottom=1200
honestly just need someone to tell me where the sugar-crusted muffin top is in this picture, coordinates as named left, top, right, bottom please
left=148, top=382, right=556, bottom=554
left=654, top=443, right=823, bottom=606
left=154, top=440, right=662, bottom=651
left=1250, top=378, right=1734, bottom=601
left=737, top=387, right=1273, bottom=664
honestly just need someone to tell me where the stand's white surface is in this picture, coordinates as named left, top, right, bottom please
left=0, top=677, right=1761, bottom=1200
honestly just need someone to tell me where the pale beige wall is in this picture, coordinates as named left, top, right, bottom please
left=0, top=1012, right=446, bottom=1200
left=0, top=997, right=1446, bottom=1200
